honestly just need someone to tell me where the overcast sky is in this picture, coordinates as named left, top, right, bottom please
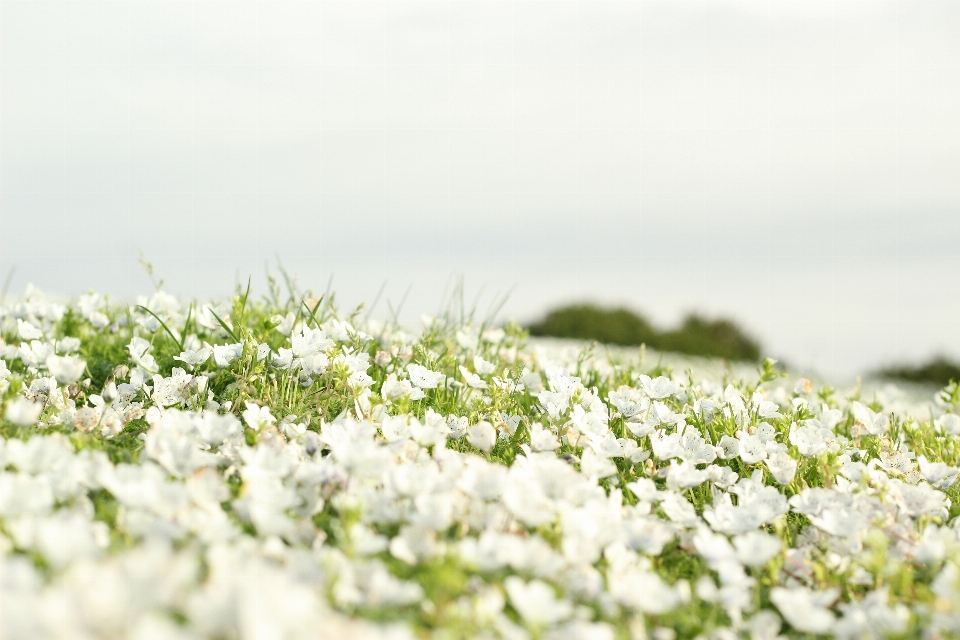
left=2, top=1, right=959, bottom=379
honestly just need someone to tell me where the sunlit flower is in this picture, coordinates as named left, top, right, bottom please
left=770, top=586, right=838, bottom=634
left=174, top=346, right=212, bottom=368
left=242, top=401, right=276, bottom=432
left=5, top=397, right=43, bottom=426
left=459, top=365, right=488, bottom=389
left=407, top=363, right=444, bottom=389
left=503, top=576, right=573, bottom=626
left=45, top=354, right=86, bottom=384
left=467, top=421, right=496, bottom=452
left=213, top=343, right=243, bottom=368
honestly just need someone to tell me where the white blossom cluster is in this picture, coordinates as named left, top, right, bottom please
left=1, top=285, right=959, bottom=639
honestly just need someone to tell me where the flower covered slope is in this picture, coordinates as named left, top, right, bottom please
left=1, top=285, right=960, bottom=640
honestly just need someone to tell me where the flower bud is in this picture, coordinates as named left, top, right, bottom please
left=102, top=381, right=118, bottom=404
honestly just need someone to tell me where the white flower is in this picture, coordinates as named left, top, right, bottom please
left=651, top=430, right=685, bottom=460
left=716, top=435, right=740, bottom=460
left=586, top=431, right=623, bottom=458
left=459, top=365, right=488, bottom=389
left=937, top=413, right=960, bottom=436
left=570, top=404, right=609, bottom=439
left=467, top=421, right=496, bottom=452
left=150, top=369, right=192, bottom=408
left=834, top=588, right=909, bottom=640
left=174, top=347, right=212, bottom=368
left=128, top=336, right=158, bottom=373
left=390, top=525, right=442, bottom=564
left=457, top=458, right=507, bottom=501
left=5, top=397, right=43, bottom=426
left=271, top=348, right=294, bottom=369
left=679, top=424, right=717, bottom=464
left=381, top=415, right=412, bottom=442
left=45, top=354, right=86, bottom=384
left=752, top=394, right=782, bottom=419
left=407, top=364, right=444, bottom=389
left=738, top=432, right=767, bottom=464
left=530, top=422, right=560, bottom=451
left=639, top=374, right=679, bottom=399
left=665, top=460, right=709, bottom=490
left=918, top=455, right=960, bottom=490
left=242, top=401, right=276, bottom=432
left=608, top=567, right=682, bottom=614
left=706, top=464, right=739, bottom=489
left=17, top=319, right=44, bottom=340
left=78, top=293, right=110, bottom=327
left=658, top=491, right=700, bottom=527
left=888, top=479, right=950, bottom=518
left=455, top=327, right=479, bottom=351
left=299, top=353, right=328, bottom=377
left=279, top=419, right=307, bottom=443
left=650, top=423, right=715, bottom=464
left=446, top=415, right=467, bottom=439
left=473, top=355, right=496, bottom=375
left=18, top=340, right=53, bottom=369
left=765, top=451, right=798, bottom=485
left=621, top=439, right=651, bottom=464
left=651, top=401, right=683, bottom=425
left=144, top=413, right=220, bottom=477
left=770, top=586, right=838, bottom=635
left=789, top=422, right=829, bottom=457
left=608, top=386, right=647, bottom=418
left=503, top=576, right=573, bottom=626
left=519, top=370, right=543, bottom=394
left=748, top=610, right=785, bottom=640
left=55, top=337, right=81, bottom=353
left=852, top=401, right=888, bottom=435
left=732, top=531, right=780, bottom=567
left=755, top=421, right=776, bottom=442
left=347, top=370, right=374, bottom=389
left=213, top=343, right=243, bottom=368
left=381, top=373, right=424, bottom=402
left=704, top=472, right=788, bottom=534
left=580, top=448, right=618, bottom=479
left=291, top=326, right=333, bottom=358
left=807, top=405, right=843, bottom=431
left=321, top=318, right=358, bottom=342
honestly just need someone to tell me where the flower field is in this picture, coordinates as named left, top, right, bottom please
left=1, top=285, right=959, bottom=639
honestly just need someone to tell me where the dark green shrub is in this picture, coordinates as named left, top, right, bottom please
left=876, top=356, right=960, bottom=386
left=526, top=304, right=761, bottom=362
left=528, top=305, right=658, bottom=347
left=658, top=315, right=761, bottom=362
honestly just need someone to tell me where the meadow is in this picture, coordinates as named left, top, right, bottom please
left=1, top=282, right=959, bottom=639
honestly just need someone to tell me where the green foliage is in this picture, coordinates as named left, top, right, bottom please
left=527, top=304, right=658, bottom=347
left=658, top=314, right=762, bottom=362
left=876, top=355, right=960, bottom=386
left=4, top=283, right=958, bottom=640
left=528, top=304, right=761, bottom=361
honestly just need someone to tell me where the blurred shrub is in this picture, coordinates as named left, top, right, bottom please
left=876, top=356, right=960, bottom=386
left=658, top=315, right=762, bottom=361
left=526, top=305, right=658, bottom=347
left=527, top=304, right=761, bottom=361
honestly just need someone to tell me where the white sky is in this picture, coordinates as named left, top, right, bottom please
left=2, top=1, right=959, bottom=379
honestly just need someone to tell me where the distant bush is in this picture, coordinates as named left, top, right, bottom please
left=657, top=315, right=762, bottom=361
left=876, top=356, right=960, bottom=386
left=526, top=304, right=658, bottom=347
left=527, top=304, right=761, bottom=361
